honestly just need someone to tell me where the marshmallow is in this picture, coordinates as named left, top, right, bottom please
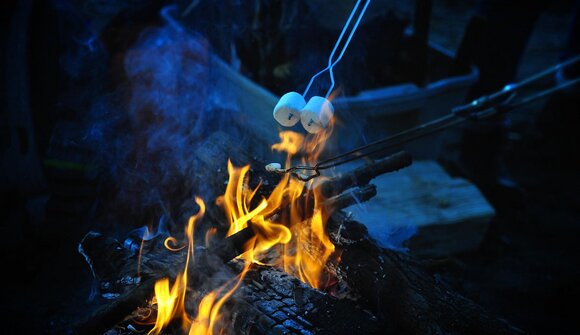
left=273, top=92, right=306, bottom=127
left=300, top=96, right=334, bottom=134
left=265, top=162, right=284, bottom=173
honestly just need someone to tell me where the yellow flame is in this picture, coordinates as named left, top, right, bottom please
left=189, top=262, right=251, bottom=335
left=220, top=117, right=337, bottom=289
left=148, top=276, right=185, bottom=335
left=149, top=197, right=205, bottom=335
left=151, top=197, right=251, bottom=335
left=271, top=131, right=304, bottom=156
left=164, top=236, right=186, bottom=251
left=148, top=114, right=337, bottom=335
left=204, top=227, right=217, bottom=248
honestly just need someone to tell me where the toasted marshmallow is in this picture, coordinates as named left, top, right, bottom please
left=265, top=162, right=284, bottom=173
left=300, top=96, right=334, bottom=133
left=273, top=92, right=306, bottom=127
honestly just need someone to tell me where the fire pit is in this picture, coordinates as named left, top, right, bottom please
left=74, top=126, right=396, bottom=334
left=73, top=125, right=520, bottom=335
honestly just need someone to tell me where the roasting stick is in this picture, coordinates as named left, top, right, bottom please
left=302, top=0, right=372, bottom=99
left=269, top=56, right=580, bottom=182
left=232, top=151, right=412, bottom=251
left=274, top=0, right=371, bottom=133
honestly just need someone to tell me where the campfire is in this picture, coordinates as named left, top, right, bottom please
left=76, top=121, right=522, bottom=335
left=81, top=119, right=374, bottom=334
left=144, top=122, right=340, bottom=334
left=78, top=117, right=390, bottom=334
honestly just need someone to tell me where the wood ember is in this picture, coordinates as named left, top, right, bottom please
left=231, top=264, right=379, bottom=335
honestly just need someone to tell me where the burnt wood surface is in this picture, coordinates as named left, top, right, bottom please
left=329, top=212, right=524, bottom=335
left=319, top=151, right=413, bottom=198
left=75, top=232, right=381, bottom=335
left=76, top=211, right=523, bottom=335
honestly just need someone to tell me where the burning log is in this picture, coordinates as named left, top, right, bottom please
left=75, top=130, right=520, bottom=334
left=319, top=151, right=413, bottom=198
left=209, top=223, right=257, bottom=263
left=213, top=183, right=379, bottom=262
left=73, top=176, right=382, bottom=334
left=329, top=212, right=524, bottom=335
left=74, top=224, right=382, bottom=334
left=74, top=277, right=159, bottom=335
left=74, top=228, right=255, bottom=335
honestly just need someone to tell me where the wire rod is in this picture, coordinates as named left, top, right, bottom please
left=303, top=0, right=372, bottom=99
left=326, top=0, right=372, bottom=98
left=280, top=57, right=580, bottom=182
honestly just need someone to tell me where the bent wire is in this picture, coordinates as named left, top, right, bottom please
left=302, top=0, right=372, bottom=99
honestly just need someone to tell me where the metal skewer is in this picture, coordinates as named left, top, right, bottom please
left=269, top=56, right=580, bottom=182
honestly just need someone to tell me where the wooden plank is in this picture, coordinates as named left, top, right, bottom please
left=343, top=160, right=494, bottom=257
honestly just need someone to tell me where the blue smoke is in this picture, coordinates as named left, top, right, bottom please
left=60, top=6, right=241, bottom=231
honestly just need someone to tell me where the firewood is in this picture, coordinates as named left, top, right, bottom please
left=323, top=184, right=378, bottom=210
left=73, top=181, right=380, bottom=334
left=74, top=277, right=159, bottom=335
left=221, top=183, right=379, bottom=256
left=319, top=150, right=412, bottom=197
left=78, top=231, right=132, bottom=283
left=77, top=209, right=522, bottom=335
left=77, top=147, right=517, bottom=335
left=330, top=212, right=524, bottom=335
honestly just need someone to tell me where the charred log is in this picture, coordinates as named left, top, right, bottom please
left=74, top=277, right=159, bottom=335
left=330, top=213, right=524, bottom=335
left=319, top=151, right=413, bottom=198
left=324, top=184, right=377, bottom=210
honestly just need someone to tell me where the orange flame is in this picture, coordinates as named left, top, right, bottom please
left=149, top=197, right=205, bottom=335
left=150, top=197, right=251, bottom=335
left=271, top=131, right=304, bottom=156
left=219, top=117, right=337, bottom=289
left=148, top=115, right=337, bottom=334
left=189, top=262, right=251, bottom=335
